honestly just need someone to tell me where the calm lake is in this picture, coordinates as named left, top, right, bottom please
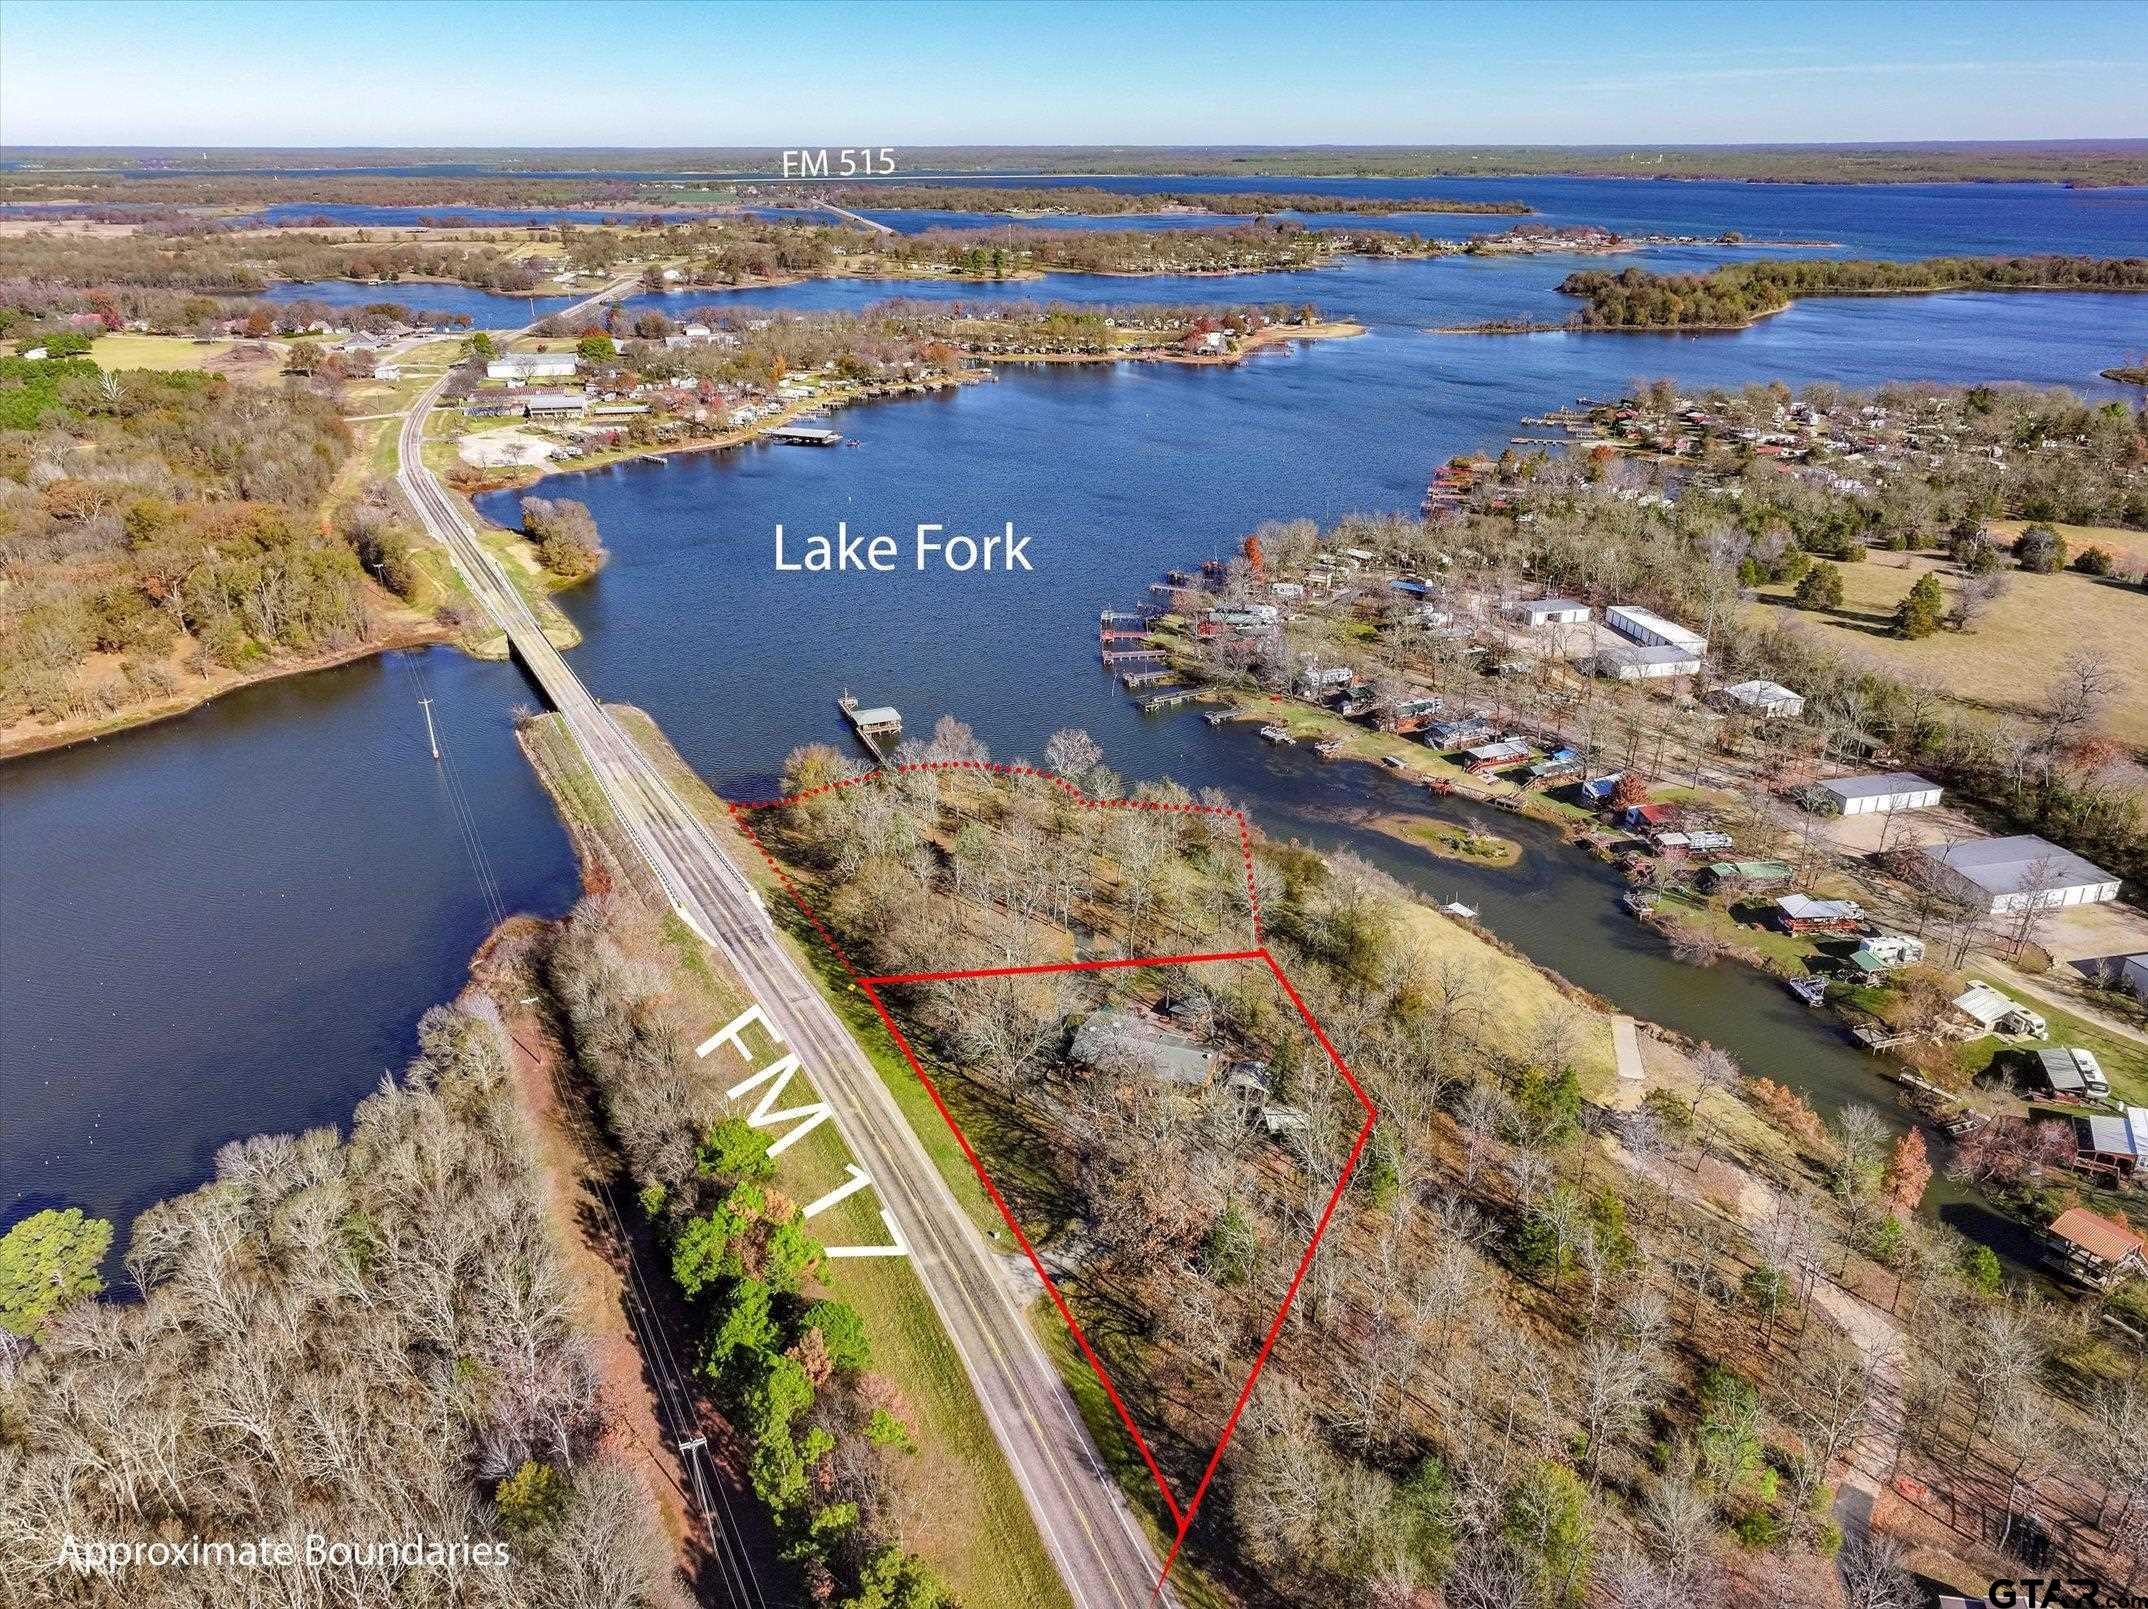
left=6, top=186, right=2145, bottom=1262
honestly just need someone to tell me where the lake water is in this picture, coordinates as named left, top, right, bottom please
left=259, top=278, right=580, bottom=325
left=7, top=187, right=2145, bottom=1263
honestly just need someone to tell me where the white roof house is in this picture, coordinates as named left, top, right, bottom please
left=1953, top=980, right=2047, bottom=1038
left=1921, top=835, right=2121, bottom=915
left=1816, top=772, right=1941, bottom=816
left=1605, top=604, right=1708, bottom=656
left=1719, top=679, right=1805, bottom=718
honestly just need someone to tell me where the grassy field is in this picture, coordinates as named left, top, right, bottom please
left=1746, top=538, right=2148, bottom=745
left=524, top=712, right=1071, bottom=1609
left=74, top=333, right=287, bottom=382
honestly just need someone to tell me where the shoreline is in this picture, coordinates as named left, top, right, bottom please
left=0, top=618, right=454, bottom=761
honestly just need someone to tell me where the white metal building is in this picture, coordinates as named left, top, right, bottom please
left=1719, top=679, right=1805, bottom=719
left=1816, top=772, right=1943, bottom=815
left=1605, top=604, right=1708, bottom=656
left=1921, top=834, right=2122, bottom=915
left=487, top=353, right=579, bottom=381
left=1592, top=642, right=1701, bottom=680
left=1509, top=598, right=1592, bottom=627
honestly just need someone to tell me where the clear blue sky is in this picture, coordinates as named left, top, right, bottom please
left=3, top=0, right=2143, bottom=148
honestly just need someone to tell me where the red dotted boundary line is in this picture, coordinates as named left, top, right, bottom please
left=726, top=758, right=1264, bottom=946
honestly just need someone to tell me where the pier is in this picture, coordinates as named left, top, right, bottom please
left=1121, top=668, right=1175, bottom=688
left=837, top=694, right=902, bottom=763
left=1099, top=610, right=1151, bottom=625
left=1135, top=688, right=1200, bottom=712
left=1099, top=628, right=1153, bottom=644
left=1100, top=649, right=1165, bottom=666
left=768, top=424, right=843, bottom=446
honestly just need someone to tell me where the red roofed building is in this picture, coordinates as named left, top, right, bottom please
left=2049, top=1207, right=2148, bottom=1289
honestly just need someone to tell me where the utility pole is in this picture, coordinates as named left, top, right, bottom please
left=419, top=696, right=439, bottom=761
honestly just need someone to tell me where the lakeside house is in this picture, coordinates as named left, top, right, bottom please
left=2035, top=1047, right=2110, bottom=1101
left=1653, top=829, right=1734, bottom=858
left=1846, top=933, right=1926, bottom=975
left=1697, top=859, right=1793, bottom=893
left=2074, top=1107, right=2148, bottom=1178
left=1814, top=772, right=1942, bottom=816
left=2047, top=1207, right=2148, bottom=1289
left=1919, top=834, right=2122, bottom=915
left=1952, top=980, right=2048, bottom=1039
left=1579, top=773, right=1625, bottom=808
left=1717, top=679, right=1805, bottom=719
left=1775, top=894, right=1867, bottom=934
left=1620, top=802, right=1675, bottom=832
left=1069, top=1008, right=1218, bottom=1089
left=519, top=392, right=588, bottom=418
left=1463, top=738, right=1534, bottom=775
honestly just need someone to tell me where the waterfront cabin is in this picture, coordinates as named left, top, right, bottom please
left=1846, top=933, right=1925, bottom=976
left=1654, top=829, right=1733, bottom=859
left=1592, top=642, right=1702, bottom=681
left=1952, top=980, right=2048, bottom=1040
left=1527, top=749, right=1582, bottom=784
left=2074, top=1107, right=2148, bottom=1177
left=1717, top=679, right=1805, bottom=719
left=1428, top=717, right=1494, bottom=749
left=1508, top=597, right=1592, bottom=627
left=1605, top=604, right=1708, bottom=656
left=1382, top=695, right=1445, bottom=732
left=1774, top=894, right=1867, bottom=935
left=1620, top=803, right=1675, bottom=832
left=2034, top=1047, right=2110, bottom=1101
left=1579, top=774, right=1625, bottom=809
left=1814, top=771, right=1941, bottom=816
left=1295, top=664, right=1356, bottom=699
left=2047, top=1207, right=2148, bottom=1289
left=1069, top=1009, right=1217, bottom=1089
left=1697, top=859, right=1793, bottom=894
left=1463, top=739, right=1534, bottom=775
left=1919, top=834, right=2121, bottom=916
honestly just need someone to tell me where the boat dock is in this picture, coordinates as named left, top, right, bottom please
left=1122, top=668, right=1175, bottom=688
left=1099, top=628, right=1152, bottom=644
left=769, top=424, right=843, bottom=446
left=837, top=694, right=901, bottom=763
left=1099, top=610, right=1152, bottom=625
left=1101, top=649, right=1165, bottom=666
left=1135, top=688, right=1200, bottom=712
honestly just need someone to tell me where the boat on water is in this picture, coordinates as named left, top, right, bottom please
left=1786, top=975, right=1830, bottom=1008
left=1440, top=899, right=1480, bottom=919
left=1203, top=710, right=1230, bottom=727
left=1258, top=725, right=1295, bottom=744
left=1621, top=890, right=1657, bottom=916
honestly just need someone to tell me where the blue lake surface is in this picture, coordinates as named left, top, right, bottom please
left=7, top=188, right=2145, bottom=1260
left=259, top=278, right=580, bottom=325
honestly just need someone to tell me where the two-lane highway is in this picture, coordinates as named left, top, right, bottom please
left=394, top=348, right=1175, bottom=1609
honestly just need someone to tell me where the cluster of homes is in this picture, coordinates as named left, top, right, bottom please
left=467, top=344, right=842, bottom=435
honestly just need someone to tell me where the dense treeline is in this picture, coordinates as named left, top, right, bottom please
left=544, top=897, right=948, bottom=1608
left=0, top=226, right=552, bottom=294
left=0, top=1004, right=679, bottom=1606
left=1557, top=254, right=2148, bottom=329
left=762, top=184, right=1530, bottom=216
left=0, top=359, right=409, bottom=728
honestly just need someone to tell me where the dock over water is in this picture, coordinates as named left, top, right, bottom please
left=769, top=424, right=843, bottom=446
left=838, top=695, right=901, bottom=763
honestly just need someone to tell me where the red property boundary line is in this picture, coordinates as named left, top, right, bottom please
left=726, top=760, right=1378, bottom=1592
